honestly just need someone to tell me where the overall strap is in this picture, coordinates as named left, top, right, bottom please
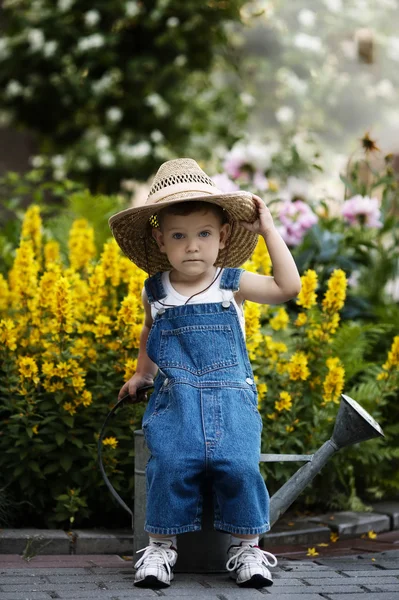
left=219, top=267, right=244, bottom=292
left=144, top=272, right=167, bottom=303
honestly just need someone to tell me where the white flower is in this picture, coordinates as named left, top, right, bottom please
left=118, top=141, right=151, bottom=159
left=323, top=0, right=343, bottom=11
left=77, top=34, right=105, bottom=52
left=279, top=177, right=311, bottom=202
left=0, top=37, right=10, bottom=60
left=375, top=79, right=395, bottom=99
left=150, top=130, right=164, bottom=143
left=276, top=68, right=308, bottom=96
left=27, top=28, right=45, bottom=52
left=85, top=10, right=101, bottom=27
left=51, top=155, right=66, bottom=168
left=240, top=92, right=255, bottom=106
left=99, top=151, right=116, bottom=167
left=166, top=17, right=180, bottom=28
left=75, top=157, right=90, bottom=171
left=92, top=73, right=114, bottom=94
left=145, top=93, right=170, bottom=117
left=31, top=155, right=45, bottom=168
left=297, top=9, right=316, bottom=28
left=96, top=135, right=111, bottom=151
left=125, top=1, right=140, bottom=17
left=43, top=41, right=58, bottom=57
left=5, top=80, right=24, bottom=98
left=386, top=36, right=399, bottom=62
left=340, top=40, right=357, bottom=60
left=106, top=107, right=123, bottom=123
left=58, top=0, right=74, bottom=11
left=275, top=106, right=294, bottom=124
left=54, top=169, right=66, bottom=180
left=174, top=55, right=187, bottom=67
left=294, top=33, right=322, bottom=52
left=0, top=110, right=12, bottom=126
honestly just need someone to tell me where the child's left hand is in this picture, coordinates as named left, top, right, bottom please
left=239, top=195, right=276, bottom=238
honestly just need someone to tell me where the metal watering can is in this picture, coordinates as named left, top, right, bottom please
left=98, top=388, right=384, bottom=572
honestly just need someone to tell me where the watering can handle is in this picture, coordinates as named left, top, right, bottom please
left=97, top=385, right=154, bottom=519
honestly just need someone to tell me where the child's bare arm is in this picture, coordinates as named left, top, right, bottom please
left=118, top=289, right=157, bottom=400
left=236, top=195, right=302, bottom=305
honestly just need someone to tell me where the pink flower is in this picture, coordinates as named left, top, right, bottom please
left=341, top=195, right=382, bottom=228
left=278, top=200, right=318, bottom=246
left=211, top=173, right=240, bottom=193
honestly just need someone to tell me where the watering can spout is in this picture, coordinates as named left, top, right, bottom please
left=269, top=394, right=384, bottom=527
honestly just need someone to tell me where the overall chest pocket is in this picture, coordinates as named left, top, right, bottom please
left=158, top=324, right=238, bottom=376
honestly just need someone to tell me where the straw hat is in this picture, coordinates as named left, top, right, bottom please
left=109, top=158, right=258, bottom=274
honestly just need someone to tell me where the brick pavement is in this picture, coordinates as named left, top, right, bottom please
left=0, top=547, right=398, bottom=600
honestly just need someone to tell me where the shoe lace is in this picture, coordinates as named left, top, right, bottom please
left=226, top=545, right=278, bottom=572
left=134, top=544, right=176, bottom=576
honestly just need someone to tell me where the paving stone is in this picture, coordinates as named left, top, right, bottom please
left=0, top=582, right=100, bottom=592
left=55, top=592, right=158, bottom=599
left=325, top=594, right=399, bottom=600
left=308, top=511, right=391, bottom=537
left=263, top=518, right=331, bottom=547
left=73, top=529, right=133, bottom=555
left=363, top=583, right=399, bottom=592
left=342, top=570, right=399, bottom=577
left=0, top=530, right=70, bottom=555
left=371, top=501, right=399, bottom=528
left=0, top=593, right=50, bottom=600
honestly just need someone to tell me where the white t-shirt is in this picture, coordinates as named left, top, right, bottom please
left=150, top=268, right=246, bottom=337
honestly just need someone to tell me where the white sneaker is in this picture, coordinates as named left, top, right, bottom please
left=226, top=542, right=277, bottom=588
left=134, top=541, right=178, bottom=588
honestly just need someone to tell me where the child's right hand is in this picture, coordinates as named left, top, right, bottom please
left=118, top=374, right=154, bottom=402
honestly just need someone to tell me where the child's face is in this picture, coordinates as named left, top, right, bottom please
left=152, top=209, right=230, bottom=277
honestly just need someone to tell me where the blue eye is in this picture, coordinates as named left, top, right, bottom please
left=172, top=233, right=184, bottom=239
left=199, top=231, right=210, bottom=237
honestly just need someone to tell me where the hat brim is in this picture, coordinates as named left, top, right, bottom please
left=109, top=191, right=259, bottom=275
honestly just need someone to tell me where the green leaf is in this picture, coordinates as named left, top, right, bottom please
left=55, top=433, right=66, bottom=446
left=60, top=455, right=73, bottom=472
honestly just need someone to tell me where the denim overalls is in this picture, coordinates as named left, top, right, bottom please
left=142, top=268, right=270, bottom=536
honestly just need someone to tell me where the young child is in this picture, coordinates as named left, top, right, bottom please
left=109, top=158, right=301, bottom=589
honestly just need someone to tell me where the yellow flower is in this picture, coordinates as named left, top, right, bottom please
left=18, top=356, right=40, bottom=384
left=287, top=352, right=310, bottom=381
left=93, top=314, right=113, bottom=339
left=297, top=270, right=318, bottom=309
left=21, top=204, right=42, bottom=260
left=56, top=361, right=72, bottom=378
left=100, top=239, right=121, bottom=287
left=51, top=277, right=74, bottom=334
left=81, top=390, right=93, bottom=407
left=267, top=413, right=277, bottom=420
left=9, top=240, right=40, bottom=308
left=124, top=358, right=138, bottom=381
left=103, top=436, right=118, bottom=449
left=0, top=319, right=17, bottom=351
left=330, top=532, right=339, bottom=543
left=380, top=335, right=399, bottom=374
left=322, top=269, right=347, bottom=313
left=285, top=425, right=295, bottom=433
left=44, top=240, right=61, bottom=267
left=367, top=530, right=377, bottom=539
left=63, top=402, right=76, bottom=415
left=307, top=547, right=319, bottom=556
left=0, top=274, right=10, bottom=312
left=257, top=382, right=268, bottom=401
left=275, top=391, right=292, bottom=412
left=270, top=307, right=289, bottom=331
left=117, top=293, right=140, bottom=327
left=68, top=218, right=96, bottom=270
left=245, top=301, right=262, bottom=359
left=295, top=312, right=307, bottom=327
left=32, top=424, right=39, bottom=435
left=72, top=375, right=85, bottom=392
left=322, top=357, right=345, bottom=404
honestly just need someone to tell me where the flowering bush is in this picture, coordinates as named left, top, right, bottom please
left=243, top=244, right=399, bottom=508
left=0, top=0, right=248, bottom=190
left=0, top=205, right=147, bottom=526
